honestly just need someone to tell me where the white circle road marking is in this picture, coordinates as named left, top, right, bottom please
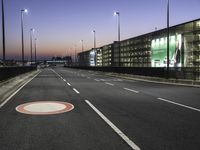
left=16, top=101, right=74, bottom=115
left=24, top=102, right=66, bottom=113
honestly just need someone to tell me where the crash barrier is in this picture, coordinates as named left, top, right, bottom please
left=0, top=66, right=37, bottom=82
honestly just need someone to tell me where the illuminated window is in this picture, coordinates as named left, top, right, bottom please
left=197, top=21, right=200, bottom=27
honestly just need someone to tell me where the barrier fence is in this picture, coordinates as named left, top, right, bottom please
left=0, top=66, right=37, bottom=82
left=67, top=66, right=200, bottom=80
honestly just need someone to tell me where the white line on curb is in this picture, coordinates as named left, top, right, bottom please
left=73, top=88, right=80, bottom=94
left=123, top=88, right=139, bottom=94
left=0, top=71, right=41, bottom=108
left=157, top=98, right=200, bottom=112
left=85, top=100, right=140, bottom=150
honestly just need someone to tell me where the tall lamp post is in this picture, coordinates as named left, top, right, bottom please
left=21, top=9, right=28, bottom=66
left=34, top=38, right=37, bottom=64
left=2, top=0, right=5, bottom=63
left=30, top=28, right=34, bottom=65
left=92, top=30, right=96, bottom=49
left=74, top=44, right=77, bottom=65
left=80, top=40, right=84, bottom=52
left=114, top=11, right=121, bottom=67
left=167, top=0, right=170, bottom=78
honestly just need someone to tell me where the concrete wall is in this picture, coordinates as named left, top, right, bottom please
left=0, top=66, right=37, bottom=82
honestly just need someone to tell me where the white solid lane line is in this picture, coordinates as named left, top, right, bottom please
left=51, top=69, right=61, bottom=77
left=105, top=82, right=114, bottom=86
left=73, top=88, right=80, bottom=94
left=0, top=71, right=41, bottom=108
left=157, top=98, right=200, bottom=112
left=85, top=100, right=141, bottom=150
left=123, top=88, right=139, bottom=94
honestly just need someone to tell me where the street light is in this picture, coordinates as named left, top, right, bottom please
left=74, top=44, right=77, bottom=65
left=21, top=8, right=28, bottom=66
left=2, top=0, right=5, bottom=63
left=92, top=30, right=96, bottom=49
left=114, top=11, right=121, bottom=67
left=34, top=38, right=37, bottom=64
left=167, top=0, right=170, bottom=78
left=30, top=28, right=34, bottom=65
left=80, top=40, right=84, bottom=52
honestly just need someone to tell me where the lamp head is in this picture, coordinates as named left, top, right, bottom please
left=31, top=28, right=35, bottom=32
left=22, top=9, right=28, bottom=13
left=24, top=9, right=28, bottom=13
left=114, top=11, right=119, bottom=16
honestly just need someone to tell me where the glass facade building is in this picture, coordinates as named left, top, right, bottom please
left=78, top=19, right=200, bottom=78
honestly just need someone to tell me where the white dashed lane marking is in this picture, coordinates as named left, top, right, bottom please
left=123, top=88, right=139, bottom=94
left=157, top=98, right=200, bottom=112
left=105, top=82, right=114, bottom=86
left=73, top=88, right=80, bottom=94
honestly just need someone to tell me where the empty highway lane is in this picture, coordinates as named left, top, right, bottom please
left=0, top=67, right=200, bottom=150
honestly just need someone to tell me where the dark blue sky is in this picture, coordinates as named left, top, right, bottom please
left=0, top=0, right=200, bottom=59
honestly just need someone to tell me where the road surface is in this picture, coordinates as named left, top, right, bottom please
left=0, top=67, right=200, bottom=150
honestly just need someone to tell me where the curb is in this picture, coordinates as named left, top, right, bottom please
left=0, top=70, right=40, bottom=105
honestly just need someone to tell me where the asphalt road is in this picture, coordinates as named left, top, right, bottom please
left=0, top=67, right=200, bottom=150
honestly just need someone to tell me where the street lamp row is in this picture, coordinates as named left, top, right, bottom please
left=1, top=1, right=37, bottom=66
left=1, top=1, right=170, bottom=69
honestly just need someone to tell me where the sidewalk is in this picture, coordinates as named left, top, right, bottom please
left=0, top=70, right=40, bottom=105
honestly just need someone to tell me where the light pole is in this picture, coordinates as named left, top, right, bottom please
left=80, top=40, right=84, bottom=52
left=21, top=9, right=28, bottom=66
left=114, top=11, right=121, bottom=67
left=167, top=0, right=170, bottom=78
left=30, top=28, right=34, bottom=65
left=74, top=44, right=77, bottom=65
left=34, top=38, right=37, bottom=64
left=93, top=30, right=96, bottom=49
left=2, top=0, right=5, bottom=63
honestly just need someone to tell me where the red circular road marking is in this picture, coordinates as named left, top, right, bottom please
left=16, top=101, right=74, bottom=115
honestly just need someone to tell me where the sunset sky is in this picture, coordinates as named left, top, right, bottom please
left=0, top=0, right=200, bottom=60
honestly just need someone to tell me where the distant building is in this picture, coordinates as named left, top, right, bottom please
left=78, top=49, right=96, bottom=67
left=77, top=19, right=200, bottom=78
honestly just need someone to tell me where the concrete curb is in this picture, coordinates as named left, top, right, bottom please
left=0, top=70, right=40, bottom=105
